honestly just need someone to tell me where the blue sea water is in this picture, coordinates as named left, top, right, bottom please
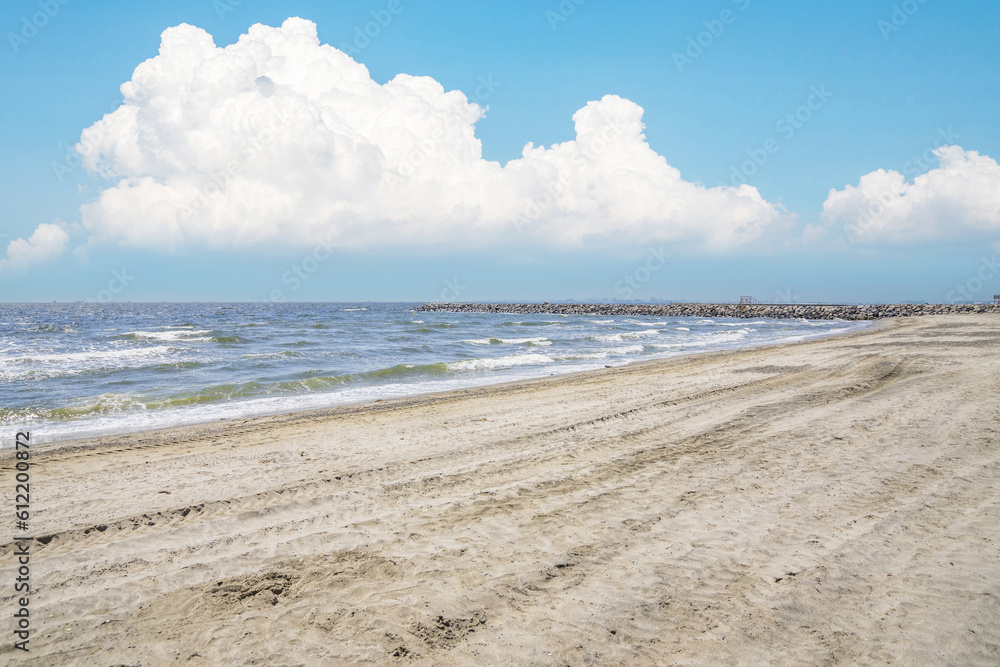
left=0, top=303, right=868, bottom=445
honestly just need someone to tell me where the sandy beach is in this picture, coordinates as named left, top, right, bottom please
left=2, top=314, right=999, bottom=665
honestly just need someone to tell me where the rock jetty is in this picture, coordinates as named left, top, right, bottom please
left=415, top=302, right=1000, bottom=321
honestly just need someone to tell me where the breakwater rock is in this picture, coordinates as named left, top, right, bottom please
left=415, top=302, right=1000, bottom=321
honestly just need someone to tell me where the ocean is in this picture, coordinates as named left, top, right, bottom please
left=0, top=302, right=868, bottom=446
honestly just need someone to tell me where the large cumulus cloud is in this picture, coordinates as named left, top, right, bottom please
left=823, top=145, right=1000, bottom=244
left=75, top=17, right=786, bottom=253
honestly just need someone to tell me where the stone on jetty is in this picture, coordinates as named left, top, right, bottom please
left=413, top=302, right=1000, bottom=320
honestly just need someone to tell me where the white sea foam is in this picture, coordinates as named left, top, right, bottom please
left=462, top=337, right=552, bottom=346
left=606, top=344, right=645, bottom=355
left=0, top=345, right=179, bottom=380
left=593, top=329, right=659, bottom=343
left=448, top=353, right=555, bottom=371
left=125, top=329, right=213, bottom=342
left=556, top=352, right=611, bottom=360
left=240, top=351, right=298, bottom=361
left=1, top=345, right=176, bottom=367
left=711, top=329, right=751, bottom=341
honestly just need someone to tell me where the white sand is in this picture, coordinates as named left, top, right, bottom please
left=2, top=315, right=998, bottom=665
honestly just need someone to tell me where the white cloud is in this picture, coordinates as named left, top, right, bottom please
left=823, top=145, right=1000, bottom=243
left=76, top=17, right=787, bottom=253
left=0, top=223, right=70, bottom=271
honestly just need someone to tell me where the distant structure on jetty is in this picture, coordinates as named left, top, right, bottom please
left=415, top=302, right=1000, bottom=321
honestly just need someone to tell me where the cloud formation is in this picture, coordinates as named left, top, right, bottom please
left=0, top=223, right=70, bottom=271
left=823, top=145, right=1000, bottom=243
left=76, top=18, right=786, bottom=253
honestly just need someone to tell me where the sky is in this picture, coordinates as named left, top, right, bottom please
left=0, top=0, right=998, bottom=304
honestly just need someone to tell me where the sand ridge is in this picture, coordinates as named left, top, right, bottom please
left=1, top=315, right=998, bottom=665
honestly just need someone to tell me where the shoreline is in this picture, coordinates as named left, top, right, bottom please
left=6, top=317, right=879, bottom=454
left=2, top=314, right=998, bottom=664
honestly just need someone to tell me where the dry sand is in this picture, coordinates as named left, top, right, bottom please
left=2, top=314, right=999, bottom=665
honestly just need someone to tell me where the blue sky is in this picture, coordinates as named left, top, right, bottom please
left=1, top=0, right=998, bottom=303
